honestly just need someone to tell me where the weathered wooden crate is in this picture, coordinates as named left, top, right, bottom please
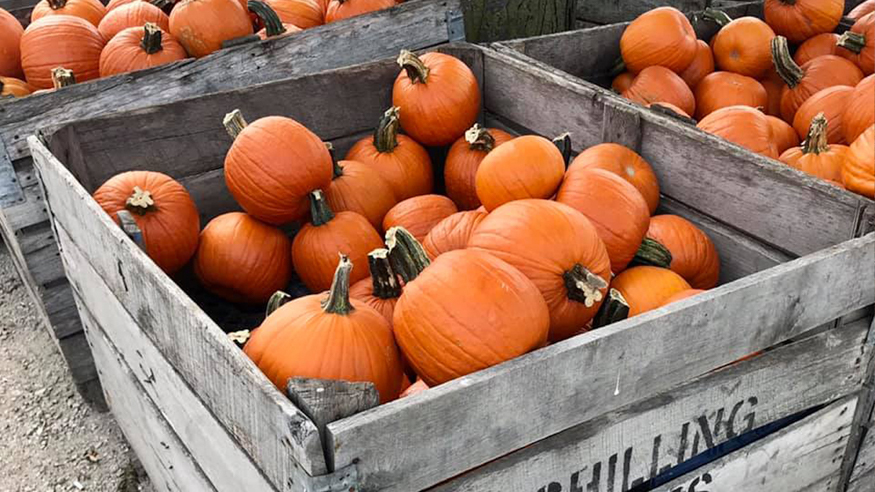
left=28, top=42, right=875, bottom=491
left=2, top=0, right=41, bottom=26
left=0, top=0, right=464, bottom=407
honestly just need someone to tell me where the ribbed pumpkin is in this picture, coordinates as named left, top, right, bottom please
left=759, top=71, right=785, bottom=117
left=767, top=115, right=800, bottom=154
left=325, top=0, right=393, bottom=23
left=349, top=248, right=401, bottom=326
left=20, top=16, right=105, bottom=89
left=660, top=288, right=706, bottom=307
left=324, top=155, right=396, bottom=232
left=843, top=125, right=875, bottom=198
left=105, top=0, right=139, bottom=12
left=475, top=135, right=565, bottom=212
left=844, top=75, right=875, bottom=143
left=468, top=200, right=612, bottom=342
left=764, top=0, right=843, bottom=43
left=444, top=125, right=513, bottom=210
left=697, top=105, right=778, bottom=158
left=850, top=0, right=875, bottom=20
left=98, top=1, right=168, bottom=40
left=0, top=77, right=33, bottom=98
left=382, top=194, right=458, bottom=243
left=780, top=114, right=848, bottom=185
left=93, top=170, right=199, bottom=275
left=792, top=85, right=853, bottom=144
left=31, top=0, right=106, bottom=27
left=244, top=256, right=404, bottom=403
left=99, top=23, right=187, bottom=77
left=709, top=12, right=776, bottom=78
left=346, top=107, right=433, bottom=201
left=837, top=12, right=874, bottom=75
left=622, top=66, right=696, bottom=117
left=567, top=143, right=660, bottom=215
left=0, top=8, right=23, bottom=78
left=422, top=209, right=486, bottom=259
left=612, top=71, right=635, bottom=93
left=390, top=228, right=550, bottom=386
left=693, top=71, right=767, bottom=120
left=392, top=50, right=480, bottom=146
left=556, top=168, right=650, bottom=273
left=620, top=7, right=697, bottom=73
left=611, top=266, right=692, bottom=317
left=647, top=101, right=692, bottom=118
left=265, top=0, right=322, bottom=28
left=292, top=190, right=383, bottom=292
left=253, top=0, right=301, bottom=39
left=169, top=0, right=253, bottom=58
left=679, top=40, right=714, bottom=89
left=223, top=110, right=332, bottom=225
left=794, top=33, right=840, bottom=66
left=635, top=215, right=720, bottom=289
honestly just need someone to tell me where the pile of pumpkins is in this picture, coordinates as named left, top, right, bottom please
left=0, top=0, right=400, bottom=97
left=615, top=0, right=874, bottom=199
left=92, top=50, right=722, bottom=403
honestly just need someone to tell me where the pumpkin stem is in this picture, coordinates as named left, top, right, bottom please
left=385, top=227, right=430, bottom=283
left=703, top=8, right=732, bottom=27
left=223, top=109, right=248, bottom=140
left=373, top=106, right=401, bottom=153
left=141, top=23, right=164, bottom=55
left=837, top=31, right=866, bottom=54
left=125, top=186, right=157, bottom=215
left=325, top=142, right=344, bottom=179
left=552, top=132, right=572, bottom=167
left=368, top=248, right=401, bottom=299
left=150, top=0, right=174, bottom=11
left=322, top=255, right=355, bottom=315
left=51, top=67, right=75, bottom=89
left=801, top=113, right=830, bottom=155
left=592, top=288, right=630, bottom=328
left=228, top=329, right=251, bottom=347
left=778, top=0, right=796, bottom=4
left=248, top=0, right=287, bottom=38
left=771, top=36, right=804, bottom=88
left=266, top=291, right=293, bottom=317
left=397, top=50, right=429, bottom=84
left=563, top=263, right=608, bottom=307
left=631, top=238, right=673, bottom=269
left=465, top=124, right=496, bottom=152
left=609, top=57, right=626, bottom=78
left=46, top=0, right=67, bottom=10
left=309, top=189, right=335, bottom=226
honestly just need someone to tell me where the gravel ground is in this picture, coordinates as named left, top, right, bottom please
left=0, top=243, right=152, bottom=492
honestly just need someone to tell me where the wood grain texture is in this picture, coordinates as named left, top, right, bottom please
left=576, top=0, right=707, bottom=25
left=431, top=317, right=871, bottom=492
left=461, top=0, right=573, bottom=42
left=847, top=405, right=874, bottom=492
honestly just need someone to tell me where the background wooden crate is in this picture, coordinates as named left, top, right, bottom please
left=30, top=43, right=875, bottom=491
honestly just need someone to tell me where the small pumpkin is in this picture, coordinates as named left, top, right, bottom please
left=634, top=215, right=720, bottom=289
left=622, top=66, right=696, bottom=117
left=169, top=0, right=253, bottom=58
left=708, top=11, right=776, bottom=78
left=694, top=71, right=767, bottom=120
left=659, top=288, right=706, bottom=307
left=0, top=8, right=23, bottom=78
left=325, top=0, right=393, bottom=23
left=292, top=190, right=384, bottom=292
left=244, top=256, right=404, bottom=403
left=382, top=194, right=458, bottom=243
left=253, top=0, right=301, bottom=39
left=223, top=109, right=332, bottom=225
left=567, top=143, right=660, bottom=215
left=0, top=77, right=33, bottom=98
left=837, top=12, right=874, bottom=75
left=849, top=0, right=875, bottom=20
left=612, top=71, right=635, bottom=93
left=792, top=85, right=854, bottom=144
left=844, top=75, right=875, bottom=143
left=324, top=156, right=396, bottom=233
left=767, top=115, right=800, bottom=155
left=556, top=168, right=650, bottom=273
left=759, top=71, right=785, bottom=117
left=780, top=113, right=848, bottom=185
left=764, top=0, right=843, bottom=43
left=697, top=105, right=778, bottom=158
left=794, top=33, right=840, bottom=66
left=475, top=135, right=565, bottom=212
left=610, top=266, right=692, bottom=317
left=99, top=23, right=187, bottom=77
left=619, top=7, right=697, bottom=73
left=98, top=1, right=169, bottom=41
left=422, top=209, right=486, bottom=259
left=346, top=107, right=433, bottom=201
left=679, top=40, right=715, bottom=89
left=349, top=248, right=401, bottom=326
left=392, top=50, right=480, bottom=146
left=843, top=124, right=875, bottom=198
left=93, top=170, right=200, bottom=275
left=20, top=16, right=105, bottom=89
left=444, top=124, right=513, bottom=210
left=31, top=0, right=106, bottom=27
left=265, top=0, right=322, bottom=28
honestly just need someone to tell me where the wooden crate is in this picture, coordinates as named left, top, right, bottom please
left=2, top=0, right=41, bottom=26
left=0, top=0, right=463, bottom=407
left=29, top=42, right=875, bottom=491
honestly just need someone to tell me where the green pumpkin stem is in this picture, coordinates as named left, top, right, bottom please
left=326, top=142, right=344, bottom=178
left=703, top=8, right=732, bottom=27
left=308, top=189, right=334, bottom=226
left=141, top=23, right=164, bottom=55
left=563, top=263, right=608, bottom=307
left=51, top=67, right=75, bottom=89
left=465, top=124, right=496, bottom=152
left=373, top=106, right=401, bottom=153
left=248, top=0, right=287, bottom=38
left=125, top=186, right=157, bottom=215
left=223, top=109, right=248, bottom=140
left=265, top=291, right=292, bottom=318
left=385, top=227, right=431, bottom=283
left=592, top=288, right=630, bottom=328
left=368, top=248, right=401, bottom=299
left=321, top=255, right=355, bottom=315
left=631, top=238, right=673, bottom=269
left=552, top=133, right=572, bottom=167
left=801, top=113, right=830, bottom=155
left=837, top=31, right=866, bottom=54
left=46, top=0, right=67, bottom=10
left=771, top=36, right=804, bottom=88
left=397, top=50, right=429, bottom=84
left=609, top=57, right=626, bottom=78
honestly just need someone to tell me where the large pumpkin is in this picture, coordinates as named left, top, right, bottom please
left=780, top=113, right=848, bottom=186
left=844, top=75, right=875, bottom=143
left=244, top=256, right=404, bottom=403
left=265, top=0, right=323, bottom=28
left=20, top=16, right=105, bottom=89
left=622, top=66, right=696, bottom=117
left=710, top=13, right=776, bottom=78
left=253, top=0, right=301, bottom=39
left=556, top=168, right=650, bottom=273
left=468, top=200, right=612, bottom=342
left=223, top=110, right=332, bottom=225
left=475, top=135, right=565, bottom=212
left=679, top=40, right=714, bottom=89
left=697, top=105, right=778, bottom=158
left=767, top=115, right=800, bottom=155
left=93, top=171, right=199, bottom=275
left=794, top=33, right=840, bottom=66
left=635, top=214, right=720, bottom=289
left=422, top=209, right=486, bottom=259
left=31, top=0, right=106, bottom=27
left=612, top=71, right=635, bottom=93
left=382, top=194, right=458, bottom=242
left=764, top=0, right=843, bottom=43
left=346, top=107, right=433, bottom=201
left=99, top=23, right=187, bottom=77
left=392, top=50, right=480, bottom=146
left=349, top=248, right=401, bottom=327
left=0, top=77, right=33, bottom=98
left=620, top=7, right=697, bottom=73
left=792, top=85, right=854, bottom=144
left=693, top=71, right=767, bottom=120
left=567, top=143, right=660, bottom=215
left=292, top=190, right=383, bottom=292
left=843, top=125, right=875, bottom=198
left=169, top=0, right=253, bottom=58
left=611, top=266, right=692, bottom=317
left=97, top=1, right=169, bottom=40
left=324, top=153, right=396, bottom=232
left=850, top=0, right=875, bottom=20
left=444, top=124, right=513, bottom=210
left=0, top=8, right=23, bottom=78
left=325, top=0, right=394, bottom=23
left=837, top=12, right=874, bottom=75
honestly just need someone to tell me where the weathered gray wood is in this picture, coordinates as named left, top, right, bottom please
left=0, top=139, right=23, bottom=207
left=56, top=331, right=98, bottom=384
left=2, top=178, right=46, bottom=231
left=17, top=221, right=56, bottom=255
left=847, top=405, right=874, bottom=492
left=461, top=0, right=573, bottom=42
left=430, top=317, right=871, bottom=492
left=601, top=99, right=642, bottom=150
left=839, top=317, right=875, bottom=492
left=657, top=396, right=858, bottom=492
left=41, top=281, right=83, bottom=339
left=576, top=0, right=707, bottom=25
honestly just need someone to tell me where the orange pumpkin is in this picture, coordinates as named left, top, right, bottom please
left=647, top=101, right=692, bottom=118
left=20, top=16, right=105, bottom=89
left=0, top=77, right=33, bottom=98
left=567, top=143, right=660, bottom=215
left=292, top=190, right=383, bottom=292
left=679, top=40, right=714, bottom=89
left=346, top=107, right=433, bottom=201
left=636, top=215, right=720, bottom=289
left=660, top=288, right=706, bottom=307
left=392, top=50, right=480, bottom=146
left=710, top=14, right=776, bottom=78
left=382, top=194, right=458, bottom=243
left=400, top=379, right=428, bottom=398
left=169, top=0, right=253, bottom=58
left=468, top=200, right=612, bottom=342
left=612, top=71, right=635, bottom=93
left=759, top=71, right=785, bottom=117
left=422, top=209, right=486, bottom=259
left=93, top=171, right=199, bottom=275
left=764, top=0, right=843, bottom=43
left=620, top=7, right=697, bottom=73
left=767, top=115, right=800, bottom=154
left=253, top=0, right=301, bottom=39
left=837, top=12, right=874, bottom=75
left=844, top=75, right=875, bottom=143
left=31, top=0, right=106, bottom=27
left=475, top=135, right=565, bottom=212
left=98, top=1, right=168, bottom=40
left=106, top=0, right=139, bottom=11
left=265, top=0, right=323, bottom=28
left=244, top=256, right=404, bottom=403
left=99, top=23, right=187, bottom=77
left=843, top=125, right=875, bottom=198
left=444, top=125, right=513, bottom=210
left=223, top=110, right=332, bottom=225
left=697, top=105, right=778, bottom=158
left=325, top=0, right=393, bottom=23
left=622, top=66, right=696, bottom=117
left=0, top=8, right=23, bottom=78
left=794, top=33, right=840, bottom=66
left=324, top=156, right=396, bottom=232
left=611, top=266, right=692, bottom=317
left=849, top=0, right=875, bottom=20
left=792, top=85, right=854, bottom=144
left=556, top=168, right=650, bottom=273
left=349, top=248, right=401, bottom=327
left=780, top=113, right=848, bottom=185
left=694, top=71, right=767, bottom=120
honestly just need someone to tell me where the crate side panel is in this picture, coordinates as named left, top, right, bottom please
left=847, top=404, right=875, bottom=492
left=462, top=0, right=573, bottom=42
left=576, top=0, right=706, bottom=25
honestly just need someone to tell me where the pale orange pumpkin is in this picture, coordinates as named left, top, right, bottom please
left=844, top=75, right=875, bottom=143
left=622, top=66, right=696, bottom=117
left=679, top=40, right=714, bottom=89
left=99, top=23, right=187, bottom=77
left=710, top=13, right=776, bottom=78
left=794, top=33, right=840, bottom=66
left=324, top=154, right=396, bottom=232
left=567, top=143, right=660, bottom=215
left=792, top=85, right=854, bottom=144
left=759, top=70, right=785, bottom=117
left=764, top=0, right=843, bottom=43
left=169, top=0, right=253, bottom=58
left=0, top=77, right=33, bottom=98
left=20, top=16, right=105, bottom=89
left=31, top=0, right=106, bottom=27
left=382, top=194, right=458, bottom=243
left=98, top=1, right=169, bottom=40
left=697, top=105, right=778, bottom=158
left=636, top=214, right=720, bottom=289
left=611, top=266, right=692, bottom=317
left=780, top=113, right=848, bottom=185
left=475, top=135, right=565, bottom=212
left=620, top=7, right=697, bottom=73
left=767, top=115, right=800, bottom=155
left=843, top=125, right=875, bottom=198
left=422, top=209, right=486, bottom=259
left=612, top=71, right=635, bottom=93
left=0, top=8, right=23, bottom=78
left=694, top=71, right=768, bottom=120
left=444, top=125, right=513, bottom=210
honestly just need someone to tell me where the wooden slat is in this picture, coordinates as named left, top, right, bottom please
left=16, top=221, right=56, bottom=255
left=430, top=317, right=871, bottom=491
left=55, top=331, right=98, bottom=385
left=576, top=0, right=707, bottom=25
left=42, top=281, right=83, bottom=339
left=2, top=178, right=46, bottom=231
left=461, top=0, right=573, bottom=42
left=847, top=408, right=874, bottom=492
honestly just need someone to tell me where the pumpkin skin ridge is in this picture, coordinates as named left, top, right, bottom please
left=764, top=0, right=843, bottom=43
left=0, top=77, right=33, bottom=97
left=99, top=24, right=188, bottom=77
left=644, top=215, right=720, bottom=289
left=422, top=209, right=487, bottom=259
left=776, top=53, right=864, bottom=123
left=619, top=6, right=697, bottom=73
left=766, top=115, right=801, bottom=155
left=844, top=75, right=875, bottom=143
left=837, top=12, right=874, bottom=75
left=474, top=135, right=565, bottom=212
left=382, top=194, right=458, bottom=243
left=693, top=71, right=768, bottom=120
left=20, top=16, right=106, bottom=89
left=169, top=0, right=254, bottom=58
left=611, top=266, right=692, bottom=317
left=711, top=16, right=775, bottom=78
left=622, top=66, right=696, bottom=117
left=697, top=105, right=778, bottom=158
left=843, top=125, right=875, bottom=198
left=31, top=0, right=106, bottom=27
left=792, top=85, right=854, bottom=144
left=0, top=8, right=24, bottom=78
left=679, top=39, right=714, bottom=89
left=265, top=0, right=323, bottom=29
left=567, top=143, right=660, bottom=215
left=325, top=159, right=397, bottom=232
left=97, top=2, right=169, bottom=41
